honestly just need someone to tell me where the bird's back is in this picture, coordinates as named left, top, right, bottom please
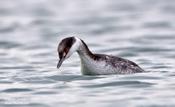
left=80, top=53, right=144, bottom=75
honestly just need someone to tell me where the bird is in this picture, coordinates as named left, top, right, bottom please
left=57, top=36, right=144, bottom=75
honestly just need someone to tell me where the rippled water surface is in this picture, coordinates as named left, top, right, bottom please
left=0, top=0, right=175, bottom=107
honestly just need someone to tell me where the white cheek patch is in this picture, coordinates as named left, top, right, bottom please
left=66, top=37, right=81, bottom=59
left=63, top=52, right=66, bottom=57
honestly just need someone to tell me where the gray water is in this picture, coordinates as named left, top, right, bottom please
left=0, top=0, right=175, bottom=107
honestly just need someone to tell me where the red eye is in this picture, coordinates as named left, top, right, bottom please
left=65, top=48, right=69, bottom=53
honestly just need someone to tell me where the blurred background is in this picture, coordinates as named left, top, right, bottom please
left=0, top=0, right=175, bottom=107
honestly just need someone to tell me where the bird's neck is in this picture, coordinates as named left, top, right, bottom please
left=77, top=40, right=94, bottom=60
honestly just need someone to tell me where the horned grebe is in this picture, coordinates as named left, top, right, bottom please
left=57, top=37, right=144, bottom=75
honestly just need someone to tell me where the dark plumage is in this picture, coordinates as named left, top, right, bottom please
left=96, top=54, right=144, bottom=73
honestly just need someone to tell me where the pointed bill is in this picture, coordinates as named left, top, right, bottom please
left=57, top=58, right=65, bottom=69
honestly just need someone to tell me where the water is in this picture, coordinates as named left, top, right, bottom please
left=0, top=0, right=175, bottom=107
